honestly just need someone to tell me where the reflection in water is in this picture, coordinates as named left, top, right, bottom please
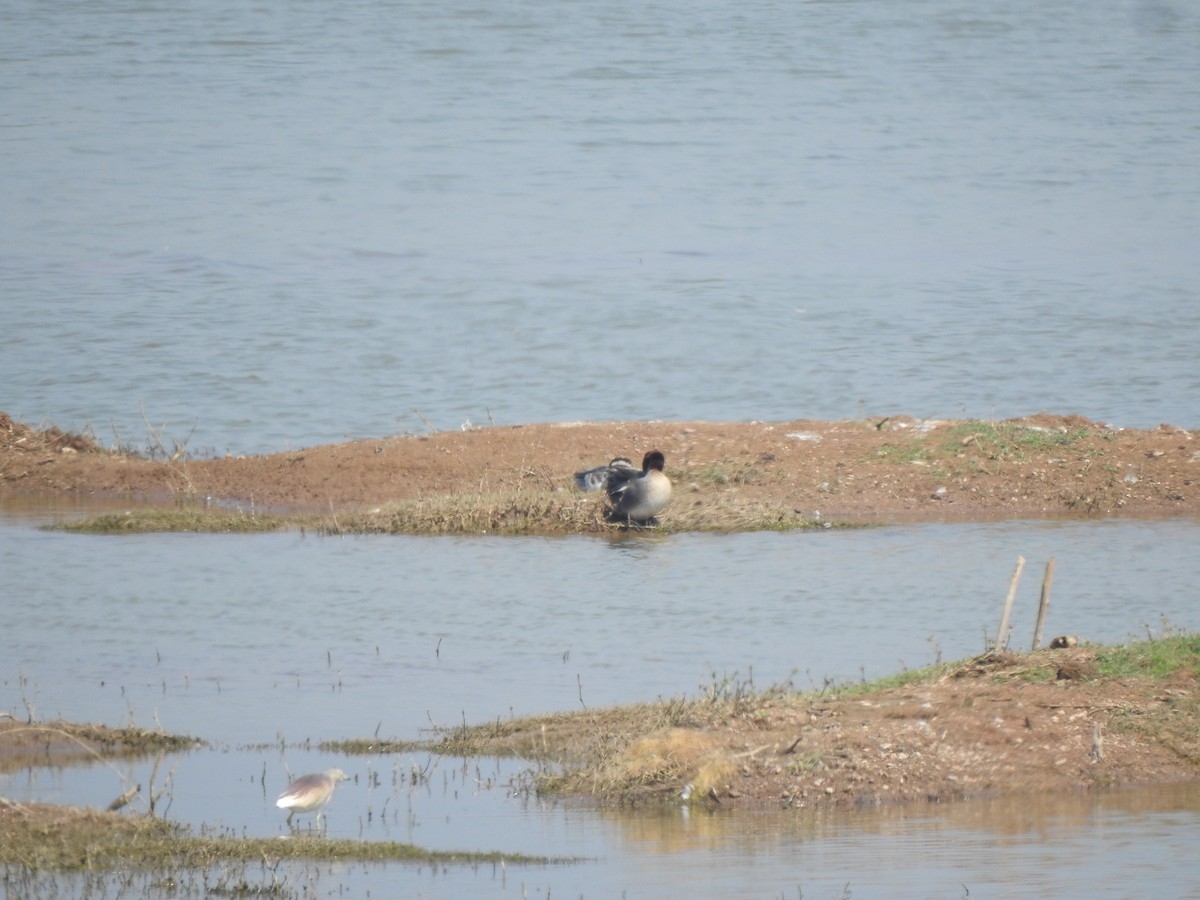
left=595, top=782, right=1200, bottom=853
left=5, top=747, right=1199, bottom=898
left=600, top=529, right=674, bottom=556
left=589, top=785, right=1200, bottom=898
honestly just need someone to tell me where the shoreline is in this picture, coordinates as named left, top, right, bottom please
left=4, top=637, right=1198, bottom=847
left=2, top=412, right=1197, bottom=529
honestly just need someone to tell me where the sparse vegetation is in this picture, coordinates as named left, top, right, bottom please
left=682, top=459, right=769, bottom=487
left=943, top=421, right=1099, bottom=460
left=823, top=662, right=950, bottom=698
left=50, top=507, right=288, bottom=534
left=46, top=492, right=831, bottom=536
left=873, top=443, right=932, bottom=464
left=388, top=636, right=1200, bottom=807
left=1094, top=631, right=1200, bottom=679
left=870, top=421, right=1100, bottom=471
left=0, top=801, right=564, bottom=871
left=0, top=412, right=100, bottom=456
left=0, top=720, right=203, bottom=775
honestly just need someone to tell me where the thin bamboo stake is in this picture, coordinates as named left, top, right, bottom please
left=996, top=555, right=1025, bottom=651
left=1031, top=557, right=1057, bottom=650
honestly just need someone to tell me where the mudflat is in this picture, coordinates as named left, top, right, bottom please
left=2, top=412, right=1196, bottom=526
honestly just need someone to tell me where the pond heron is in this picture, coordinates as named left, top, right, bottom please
left=276, top=768, right=349, bottom=831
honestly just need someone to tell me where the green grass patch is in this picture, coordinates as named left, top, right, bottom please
left=824, top=662, right=952, bottom=698
left=1094, top=633, right=1200, bottom=679
left=943, top=421, right=1098, bottom=461
left=873, top=443, right=932, bottom=464
left=1095, top=634, right=1200, bottom=765
left=868, top=419, right=1100, bottom=469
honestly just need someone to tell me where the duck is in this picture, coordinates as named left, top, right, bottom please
left=574, top=450, right=672, bottom=524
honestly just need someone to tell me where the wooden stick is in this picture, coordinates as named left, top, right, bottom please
left=996, top=555, right=1025, bottom=651
left=1031, top=557, right=1057, bottom=650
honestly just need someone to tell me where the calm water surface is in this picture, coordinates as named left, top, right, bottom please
left=4, top=515, right=1198, bottom=745
left=3, top=514, right=1199, bottom=896
left=3, top=0, right=1199, bottom=453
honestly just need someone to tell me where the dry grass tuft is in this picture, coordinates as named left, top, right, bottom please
left=412, top=695, right=763, bottom=803
left=316, top=489, right=607, bottom=535
left=313, top=488, right=827, bottom=536
left=584, top=728, right=735, bottom=799
left=46, top=493, right=827, bottom=536
left=0, top=413, right=99, bottom=455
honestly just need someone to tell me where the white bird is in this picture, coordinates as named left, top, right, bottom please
left=276, top=768, right=349, bottom=831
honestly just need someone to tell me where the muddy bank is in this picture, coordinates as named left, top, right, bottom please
left=419, top=638, right=1200, bottom=810
left=2, top=412, right=1197, bottom=527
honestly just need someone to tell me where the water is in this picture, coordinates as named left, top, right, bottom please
left=4, top=517, right=1197, bottom=746
left=3, top=0, right=1199, bottom=455
left=3, top=0, right=1200, bottom=894
left=3, top=515, right=1199, bottom=896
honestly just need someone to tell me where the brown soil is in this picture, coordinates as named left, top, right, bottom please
left=1, top=411, right=1197, bottom=523
left=435, top=645, right=1200, bottom=810
left=659, top=649, right=1199, bottom=809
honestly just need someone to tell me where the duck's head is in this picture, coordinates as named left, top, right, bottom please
left=642, top=450, right=666, bottom=472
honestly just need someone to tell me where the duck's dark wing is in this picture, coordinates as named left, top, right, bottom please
left=574, top=457, right=637, bottom=492
left=603, top=462, right=641, bottom=501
